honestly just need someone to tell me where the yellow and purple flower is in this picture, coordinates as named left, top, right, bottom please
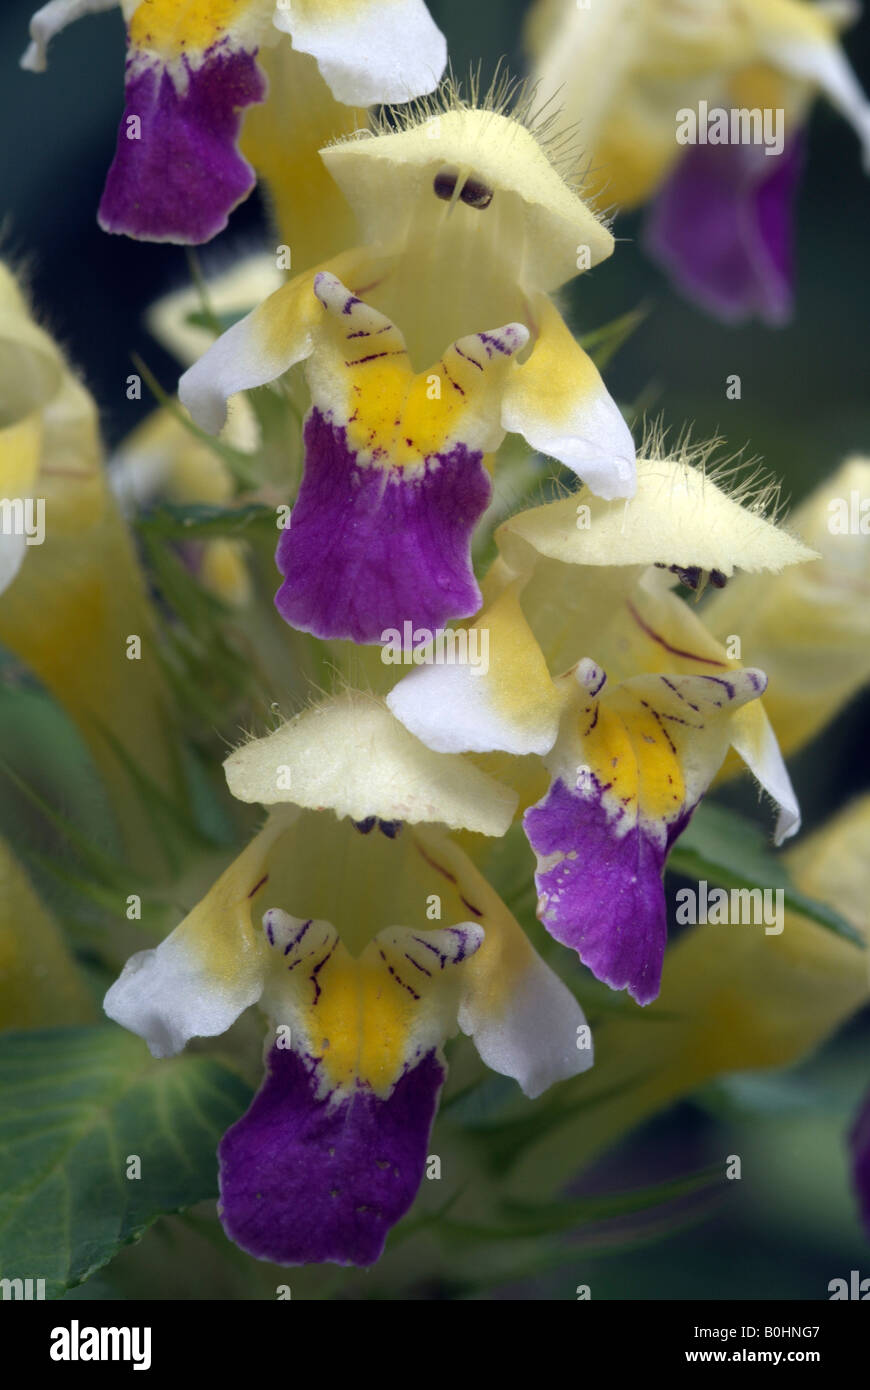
left=104, top=694, right=592, bottom=1265
left=388, top=443, right=817, bottom=1003
left=179, top=97, right=637, bottom=642
left=22, top=0, right=447, bottom=242
left=528, top=0, right=870, bottom=321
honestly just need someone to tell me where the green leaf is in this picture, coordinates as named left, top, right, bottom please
left=0, top=1027, right=252, bottom=1297
left=183, top=249, right=228, bottom=341
left=135, top=534, right=255, bottom=729
left=185, top=308, right=247, bottom=336
left=668, top=801, right=863, bottom=947
left=0, top=683, right=119, bottom=854
left=93, top=722, right=221, bottom=867
left=498, top=1162, right=722, bottom=1233
left=0, top=760, right=139, bottom=894
left=578, top=302, right=649, bottom=371
left=466, top=1071, right=660, bottom=1173
left=136, top=501, right=278, bottom=543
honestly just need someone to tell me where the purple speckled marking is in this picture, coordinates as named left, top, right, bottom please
left=99, top=41, right=266, bottom=243
left=218, top=1046, right=444, bottom=1267
left=643, top=137, right=804, bottom=325
left=849, top=1087, right=870, bottom=1240
left=275, top=407, right=491, bottom=643
left=524, top=779, right=696, bottom=1005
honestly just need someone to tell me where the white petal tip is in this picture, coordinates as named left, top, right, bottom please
left=178, top=371, right=227, bottom=436
left=774, top=811, right=802, bottom=847
left=744, top=668, right=769, bottom=697
left=20, top=44, right=46, bottom=73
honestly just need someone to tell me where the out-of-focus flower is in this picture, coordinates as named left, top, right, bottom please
left=0, top=263, right=181, bottom=860
left=528, top=0, right=870, bottom=321
left=22, top=0, right=447, bottom=243
left=0, top=263, right=93, bottom=595
left=705, top=455, right=870, bottom=757
left=643, top=118, right=806, bottom=324
left=111, top=408, right=255, bottom=609
left=388, top=445, right=816, bottom=1002
left=104, top=694, right=592, bottom=1266
left=146, top=253, right=285, bottom=368
left=179, top=96, right=637, bottom=643
left=0, top=835, right=95, bottom=1030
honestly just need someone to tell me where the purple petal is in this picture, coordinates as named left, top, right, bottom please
left=99, top=42, right=266, bottom=244
left=524, top=778, right=693, bottom=1005
left=275, top=407, right=490, bottom=644
left=218, top=1045, right=444, bottom=1267
left=643, top=137, right=804, bottom=325
left=849, top=1086, right=870, bottom=1239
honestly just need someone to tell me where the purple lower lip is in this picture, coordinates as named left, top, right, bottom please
left=98, top=40, right=266, bottom=244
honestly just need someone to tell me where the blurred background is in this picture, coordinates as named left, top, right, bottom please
left=1, top=0, right=869, bottom=1299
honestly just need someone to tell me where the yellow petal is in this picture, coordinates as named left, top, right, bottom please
left=322, top=105, right=614, bottom=294
left=746, top=0, right=870, bottom=168
left=307, top=271, right=527, bottom=467
left=0, top=836, right=95, bottom=1031
left=224, top=692, right=518, bottom=836
left=500, top=292, right=636, bottom=499
left=387, top=579, right=566, bottom=756
left=705, top=455, right=870, bottom=756
left=0, top=263, right=64, bottom=426
left=104, top=813, right=289, bottom=1057
left=179, top=246, right=388, bottom=434
left=497, top=450, right=817, bottom=576
left=239, top=46, right=362, bottom=273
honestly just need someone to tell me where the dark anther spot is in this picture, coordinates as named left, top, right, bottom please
left=657, top=562, right=728, bottom=595
left=460, top=176, right=494, bottom=209
left=671, top=564, right=703, bottom=591
left=433, top=166, right=493, bottom=210
left=433, top=168, right=458, bottom=201
left=352, top=816, right=376, bottom=834
left=378, top=819, right=402, bottom=839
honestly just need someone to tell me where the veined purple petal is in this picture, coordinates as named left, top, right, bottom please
left=218, top=1044, right=444, bottom=1267
left=524, top=778, right=693, bottom=1006
left=98, top=41, right=266, bottom=244
left=643, top=137, right=804, bottom=325
left=849, top=1086, right=870, bottom=1239
left=275, top=407, right=491, bottom=644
